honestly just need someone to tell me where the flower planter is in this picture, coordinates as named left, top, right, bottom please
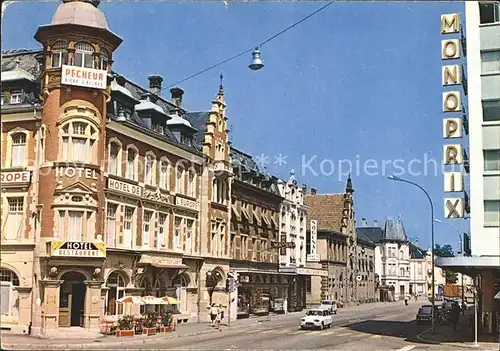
left=116, top=329, right=134, bottom=337
left=143, top=327, right=157, bottom=336
left=160, top=326, right=173, bottom=333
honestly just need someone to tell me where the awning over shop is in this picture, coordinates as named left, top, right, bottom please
left=262, top=215, right=271, bottom=226
left=435, top=256, right=500, bottom=276
left=232, top=204, right=241, bottom=221
left=253, top=212, right=261, bottom=225
left=241, top=208, right=251, bottom=221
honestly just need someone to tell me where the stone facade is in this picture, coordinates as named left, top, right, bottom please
left=303, top=177, right=376, bottom=306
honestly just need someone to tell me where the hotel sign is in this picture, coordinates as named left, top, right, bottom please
left=61, top=65, right=107, bottom=90
left=297, top=268, right=328, bottom=277
left=56, top=167, right=98, bottom=180
left=1, top=171, right=31, bottom=185
left=175, top=196, right=200, bottom=211
left=50, top=241, right=106, bottom=258
left=307, top=220, right=319, bottom=262
left=441, top=13, right=467, bottom=219
left=108, top=178, right=143, bottom=197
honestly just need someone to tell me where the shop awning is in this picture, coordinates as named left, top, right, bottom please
left=270, top=215, right=278, bottom=228
left=232, top=204, right=241, bottom=221
left=262, top=215, right=271, bottom=226
left=253, top=212, right=261, bottom=225
left=435, top=256, right=500, bottom=276
left=241, top=208, right=251, bottom=221
left=151, top=263, right=188, bottom=269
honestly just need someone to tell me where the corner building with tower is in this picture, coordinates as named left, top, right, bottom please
left=0, top=0, right=315, bottom=335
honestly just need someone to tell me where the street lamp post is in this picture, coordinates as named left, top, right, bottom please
left=388, top=175, right=436, bottom=333
left=434, top=218, right=466, bottom=313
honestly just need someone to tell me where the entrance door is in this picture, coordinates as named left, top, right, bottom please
left=71, top=282, right=85, bottom=326
left=59, top=272, right=86, bottom=328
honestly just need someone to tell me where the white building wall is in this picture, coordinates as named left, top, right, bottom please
left=466, top=1, right=500, bottom=256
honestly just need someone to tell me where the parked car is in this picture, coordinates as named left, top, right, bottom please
left=416, top=304, right=442, bottom=325
left=270, top=298, right=284, bottom=313
left=300, top=308, right=333, bottom=330
left=319, top=300, right=338, bottom=314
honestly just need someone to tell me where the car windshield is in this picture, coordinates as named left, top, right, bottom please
left=420, top=306, right=433, bottom=314
left=321, top=301, right=333, bottom=305
left=307, top=310, right=323, bottom=316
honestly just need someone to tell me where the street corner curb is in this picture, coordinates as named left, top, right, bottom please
left=1, top=324, right=252, bottom=350
left=415, top=327, right=439, bottom=345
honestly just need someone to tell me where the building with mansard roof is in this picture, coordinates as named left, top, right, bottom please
left=0, top=0, right=308, bottom=335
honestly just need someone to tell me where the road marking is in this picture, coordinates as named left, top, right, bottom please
left=369, top=334, right=381, bottom=339
left=396, top=346, right=416, bottom=351
left=289, top=330, right=307, bottom=335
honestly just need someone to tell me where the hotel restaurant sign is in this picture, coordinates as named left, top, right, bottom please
left=61, top=65, right=107, bottom=90
left=441, top=13, right=467, bottom=220
left=50, top=241, right=106, bottom=258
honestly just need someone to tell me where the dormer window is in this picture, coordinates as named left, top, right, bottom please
left=74, top=42, right=94, bottom=69
left=51, top=41, right=68, bottom=68
left=10, top=90, right=22, bottom=104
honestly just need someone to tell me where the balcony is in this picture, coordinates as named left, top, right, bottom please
left=213, top=160, right=232, bottom=177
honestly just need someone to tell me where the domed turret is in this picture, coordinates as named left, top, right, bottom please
left=51, top=0, right=108, bottom=29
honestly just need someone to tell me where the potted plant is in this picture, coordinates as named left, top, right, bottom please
left=142, top=311, right=158, bottom=336
left=116, top=315, right=134, bottom=337
left=160, top=311, right=173, bottom=333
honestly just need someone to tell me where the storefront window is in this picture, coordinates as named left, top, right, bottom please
left=0, top=269, right=20, bottom=317
left=106, top=272, right=126, bottom=315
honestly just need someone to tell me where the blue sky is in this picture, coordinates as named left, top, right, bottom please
left=2, top=1, right=468, bottom=251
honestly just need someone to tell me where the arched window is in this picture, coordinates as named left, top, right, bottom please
left=61, top=121, right=98, bottom=163
left=108, top=141, right=121, bottom=176
left=0, top=268, right=20, bottom=317
left=126, top=146, right=138, bottom=180
left=187, top=169, right=195, bottom=197
left=11, top=133, right=27, bottom=167
left=106, top=272, right=126, bottom=315
left=74, top=42, right=94, bottom=68
left=51, top=41, right=68, bottom=68
left=176, top=165, right=185, bottom=194
left=159, top=158, right=170, bottom=190
left=144, top=153, right=156, bottom=186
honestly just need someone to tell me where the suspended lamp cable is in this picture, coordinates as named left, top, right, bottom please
left=163, top=0, right=335, bottom=90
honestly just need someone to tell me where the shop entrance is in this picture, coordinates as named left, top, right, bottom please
left=59, top=272, right=86, bottom=327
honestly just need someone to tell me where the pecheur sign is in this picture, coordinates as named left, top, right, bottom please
left=61, top=65, right=107, bottom=90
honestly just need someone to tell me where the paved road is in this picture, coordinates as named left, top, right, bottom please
left=106, top=302, right=448, bottom=350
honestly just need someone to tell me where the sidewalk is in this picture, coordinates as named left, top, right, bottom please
left=0, top=312, right=301, bottom=350
left=416, top=309, right=499, bottom=350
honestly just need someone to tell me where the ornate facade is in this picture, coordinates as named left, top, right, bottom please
left=0, top=0, right=304, bottom=335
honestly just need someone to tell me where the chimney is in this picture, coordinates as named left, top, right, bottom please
left=302, top=184, right=307, bottom=194
left=373, top=219, right=378, bottom=227
left=361, top=217, right=367, bottom=227
left=148, top=74, right=163, bottom=96
left=311, top=188, right=317, bottom=195
left=170, top=87, right=184, bottom=108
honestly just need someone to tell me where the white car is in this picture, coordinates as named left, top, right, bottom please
left=300, top=308, right=333, bottom=330
left=320, top=299, right=338, bottom=314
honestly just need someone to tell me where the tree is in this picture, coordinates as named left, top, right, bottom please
left=433, top=244, right=458, bottom=284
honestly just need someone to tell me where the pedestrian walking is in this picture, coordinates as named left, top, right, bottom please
left=404, top=295, right=408, bottom=306
left=450, top=303, right=460, bottom=331
left=209, top=303, right=219, bottom=326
